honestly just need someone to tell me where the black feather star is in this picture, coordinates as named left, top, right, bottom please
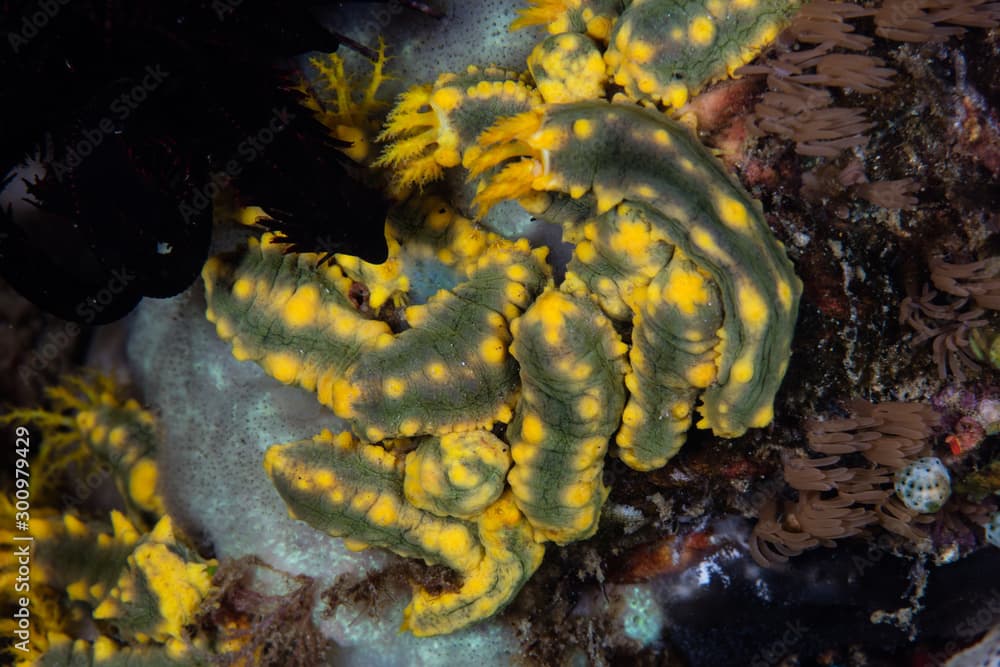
left=0, top=0, right=427, bottom=324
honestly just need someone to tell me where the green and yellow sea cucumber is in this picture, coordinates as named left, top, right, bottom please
left=507, top=288, right=628, bottom=544
left=469, top=101, right=800, bottom=440
left=201, top=0, right=803, bottom=637
left=515, top=0, right=802, bottom=108
left=265, top=429, right=544, bottom=637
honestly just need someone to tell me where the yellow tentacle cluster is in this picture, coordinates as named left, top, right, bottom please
left=374, top=66, right=541, bottom=193
left=0, top=374, right=165, bottom=524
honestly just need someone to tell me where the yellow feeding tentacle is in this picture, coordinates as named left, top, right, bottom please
left=468, top=108, right=549, bottom=217
left=512, top=0, right=624, bottom=42
left=297, top=39, right=391, bottom=164
left=375, top=67, right=540, bottom=194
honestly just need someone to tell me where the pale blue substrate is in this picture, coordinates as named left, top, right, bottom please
left=126, top=279, right=523, bottom=665
left=317, top=0, right=543, bottom=100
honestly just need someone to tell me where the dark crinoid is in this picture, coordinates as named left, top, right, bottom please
left=0, top=0, right=408, bottom=324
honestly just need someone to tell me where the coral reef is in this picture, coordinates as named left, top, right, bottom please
left=750, top=400, right=941, bottom=566
left=900, top=257, right=1000, bottom=380
left=739, top=0, right=998, bottom=212
left=987, top=511, right=1000, bottom=547
left=4, top=0, right=1000, bottom=663
left=200, top=0, right=803, bottom=638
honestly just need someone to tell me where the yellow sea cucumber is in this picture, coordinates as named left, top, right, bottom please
left=506, top=288, right=627, bottom=544
left=265, top=430, right=543, bottom=637
left=200, top=0, right=804, bottom=637
left=470, top=101, right=800, bottom=439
